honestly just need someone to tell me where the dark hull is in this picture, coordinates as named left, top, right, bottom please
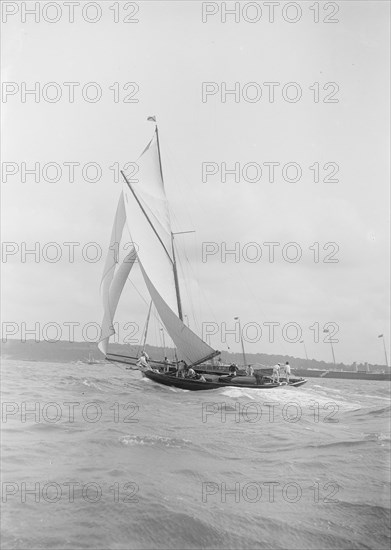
left=143, top=371, right=307, bottom=391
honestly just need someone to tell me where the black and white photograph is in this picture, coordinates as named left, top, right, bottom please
left=1, top=1, right=390, bottom=549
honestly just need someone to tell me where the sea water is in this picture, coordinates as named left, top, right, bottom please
left=1, top=359, right=390, bottom=549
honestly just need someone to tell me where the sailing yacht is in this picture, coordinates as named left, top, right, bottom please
left=98, top=117, right=306, bottom=391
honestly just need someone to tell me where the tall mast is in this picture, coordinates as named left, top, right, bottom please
left=171, top=234, right=183, bottom=321
left=234, top=316, right=247, bottom=367
left=154, top=119, right=184, bottom=321
left=142, top=301, right=153, bottom=353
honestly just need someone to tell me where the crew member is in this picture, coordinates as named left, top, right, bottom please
left=137, top=351, right=150, bottom=371
left=246, top=365, right=254, bottom=376
left=187, top=366, right=196, bottom=378
left=285, top=361, right=291, bottom=383
left=163, top=356, right=170, bottom=373
left=177, top=360, right=187, bottom=378
left=228, top=363, right=239, bottom=377
left=272, top=363, right=280, bottom=383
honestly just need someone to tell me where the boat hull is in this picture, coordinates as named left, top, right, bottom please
left=143, top=371, right=307, bottom=391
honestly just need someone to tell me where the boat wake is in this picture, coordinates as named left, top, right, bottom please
left=119, top=434, right=192, bottom=448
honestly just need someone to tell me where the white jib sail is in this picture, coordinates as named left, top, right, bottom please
left=98, top=193, right=137, bottom=355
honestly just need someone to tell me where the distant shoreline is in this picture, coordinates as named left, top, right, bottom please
left=1, top=339, right=389, bottom=375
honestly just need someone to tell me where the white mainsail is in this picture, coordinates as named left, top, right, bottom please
left=121, top=130, right=178, bottom=314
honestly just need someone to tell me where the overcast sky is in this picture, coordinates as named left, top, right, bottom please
left=2, top=1, right=389, bottom=365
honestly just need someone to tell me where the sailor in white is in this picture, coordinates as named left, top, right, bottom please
left=285, top=361, right=291, bottom=383
left=163, top=356, right=170, bottom=373
left=246, top=365, right=254, bottom=376
left=137, top=351, right=150, bottom=370
left=272, top=363, right=280, bottom=383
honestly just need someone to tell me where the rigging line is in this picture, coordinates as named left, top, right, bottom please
left=124, top=283, right=171, bottom=352
left=177, top=239, right=200, bottom=325
left=137, top=302, right=151, bottom=357
left=163, top=149, right=218, bottom=333
left=125, top=277, right=165, bottom=330
left=127, top=187, right=172, bottom=246
left=163, top=139, right=203, bottom=235
left=153, top=124, right=183, bottom=321
left=169, top=213, right=201, bottom=328
left=128, top=129, right=174, bottom=242
left=136, top=134, right=154, bottom=160
left=123, top=276, right=174, bottom=351
left=174, top=247, right=230, bottom=353
left=175, top=235, right=224, bottom=343
left=125, top=276, right=149, bottom=307
left=121, top=224, right=167, bottom=332
left=174, top=247, right=199, bottom=332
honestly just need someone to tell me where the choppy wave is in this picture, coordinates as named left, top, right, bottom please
left=1, top=359, right=390, bottom=550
